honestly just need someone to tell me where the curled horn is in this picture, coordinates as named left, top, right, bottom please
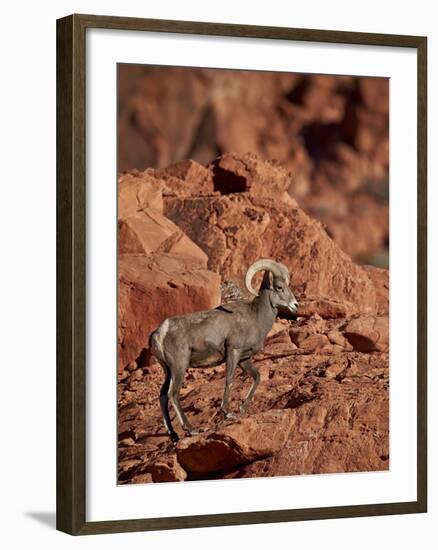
left=245, top=259, right=290, bottom=296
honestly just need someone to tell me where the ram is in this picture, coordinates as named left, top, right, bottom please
left=150, top=259, right=299, bottom=442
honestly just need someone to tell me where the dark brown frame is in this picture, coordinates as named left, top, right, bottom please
left=56, top=13, right=428, bottom=536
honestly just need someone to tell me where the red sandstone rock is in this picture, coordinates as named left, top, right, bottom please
left=298, top=333, right=330, bottom=353
left=176, top=410, right=294, bottom=473
left=118, top=170, right=163, bottom=217
left=164, top=191, right=377, bottom=314
left=342, top=315, right=389, bottom=352
left=118, top=209, right=208, bottom=266
left=326, top=329, right=350, bottom=348
left=362, top=265, right=389, bottom=315
left=118, top=254, right=221, bottom=373
left=149, top=454, right=187, bottom=482
left=209, top=152, right=293, bottom=199
left=153, top=159, right=216, bottom=197
left=297, top=297, right=359, bottom=319
left=266, top=321, right=294, bottom=344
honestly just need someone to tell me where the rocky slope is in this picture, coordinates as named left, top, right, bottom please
left=118, top=315, right=389, bottom=483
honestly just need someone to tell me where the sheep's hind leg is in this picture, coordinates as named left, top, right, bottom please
left=159, top=361, right=179, bottom=443
left=220, top=348, right=241, bottom=420
left=169, top=363, right=199, bottom=437
left=239, top=359, right=260, bottom=414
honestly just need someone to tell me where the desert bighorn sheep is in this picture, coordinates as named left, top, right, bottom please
left=150, top=259, right=299, bottom=442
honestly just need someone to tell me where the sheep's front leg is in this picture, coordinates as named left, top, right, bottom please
left=220, top=347, right=241, bottom=419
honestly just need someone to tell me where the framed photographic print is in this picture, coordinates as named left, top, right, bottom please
left=56, top=14, right=427, bottom=535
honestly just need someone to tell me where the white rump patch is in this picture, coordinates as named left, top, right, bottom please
left=154, top=319, right=169, bottom=357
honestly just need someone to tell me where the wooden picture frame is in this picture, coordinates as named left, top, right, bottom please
left=56, top=13, right=427, bottom=535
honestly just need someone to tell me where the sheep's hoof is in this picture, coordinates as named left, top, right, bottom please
left=224, top=411, right=237, bottom=421
left=239, top=405, right=247, bottom=415
left=170, top=432, right=179, bottom=444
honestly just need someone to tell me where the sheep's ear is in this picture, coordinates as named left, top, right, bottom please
left=260, top=270, right=274, bottom=290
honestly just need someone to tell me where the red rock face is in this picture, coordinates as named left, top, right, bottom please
left=163, top=181, right=377, bottom=314
left=116, top=150, right=389, bottom=485
left=118, top=68, right=389, bottom=264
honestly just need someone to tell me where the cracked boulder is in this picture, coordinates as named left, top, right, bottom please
left=118, top=170, right=163, bottom=217
left=149, top=454, right=187, bottom=482
left=342, top=315, right=389, bottom=352
left=153, top=158, right=216, bottom=197
left=176, top=410, right=294, bottom=473
left=118, top=208, right=208, bottom=266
